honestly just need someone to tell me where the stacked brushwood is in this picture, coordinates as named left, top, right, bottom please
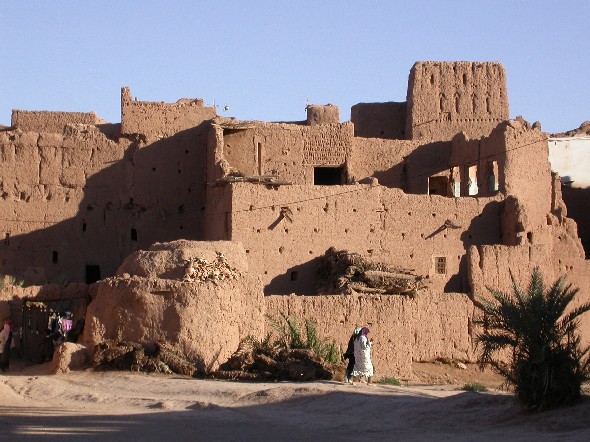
left=93, top=340, right=197, bottom=377
left=212, top=337, right=338, bottom=381
left=183, top=252, right=239, bottom=282
left=316, top=247, right=427, bottom=296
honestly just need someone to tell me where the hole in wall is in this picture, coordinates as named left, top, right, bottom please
left=131, top=229, right=138, bottom=241
left=52, top=251, right=58, bottom=264
left=291, top=271, right=298, bottom=281
left=4, top=233, right=9, bottom=246
left=82, top=221, right=87, bottom=232
left=314, top=167, right=345, bottom=185
left=279, top=246, right=285, bottom=254
left=179, top=225, right=183, bottom=230
left=85, top=265, right=101, bottom=284
left=152, top=167, right=156, bottom=172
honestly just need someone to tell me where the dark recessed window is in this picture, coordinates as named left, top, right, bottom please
left=131, top=229, right=138, bottom=241
left=85, top=265, right=101, bottom=284
left=52, top=251, right=58, bottom=264
left=313, top=167, right=344, bottom=185
left=290, top=271, right=299, bottom=281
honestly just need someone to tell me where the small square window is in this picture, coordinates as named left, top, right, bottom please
left=290, top=271, right=299, bottom=281
left=435, top=257, right=446, bottom=274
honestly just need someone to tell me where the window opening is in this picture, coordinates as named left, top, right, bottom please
left=290, top=271, right=299, bottom=281
left=4, top=233, right=9, bottom=246
left=52, top=251, right=58, bottom=264
left=257, top=143, right=263, bottom=176
left=85, top=265, right=101, bottom=284
left=435, top=257, right=447, bottom=274
left=468, top=165, right=478, bottom=196
left=82, top=220, right=87, bottom=232
left=487, top=161, right=499, bottom=193
left=428, top=176, right=449, bottom=196
left=131, top=228, right=138, bottom=241
left=313, top=167, right=344, bottom=185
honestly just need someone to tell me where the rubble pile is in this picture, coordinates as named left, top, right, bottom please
left=183, top=252, right=239, bottom=282
left=316, top=247, right=427, bottom=296
left=93, top=340, right=197, bottom=376
left=213, top=338, right=339, bottom=381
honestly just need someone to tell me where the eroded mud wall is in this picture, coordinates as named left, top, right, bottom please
left=265, top=290, right=476, bottom=378
left=225, top=183, right=502, bottom=295
left=1, top=98, right=214, bottom=284
left=406, top=62, right=508, bottom=141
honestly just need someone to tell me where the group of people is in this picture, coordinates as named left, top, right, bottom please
left=343, top=326, right=374, bottom=384
left=0, top=320, right=14, bottom=372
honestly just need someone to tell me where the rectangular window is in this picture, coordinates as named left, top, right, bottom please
left=435, top=257, right=447, bottom=274
left=313, top=167, right=345, bottom=185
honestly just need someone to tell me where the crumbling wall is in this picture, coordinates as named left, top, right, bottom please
left=351, top=102, right=407, bottom=140
left=120, top=87, right=216, bottom=140
left=0, top=112, right=211, bottom=284
left=225, top=183, right=502, bottom=295
left=265, top=290, right=476, bottom=378
left=81, top=241, right=264, bottom=372
left=306, top=105, right=340, bottom=126
left=348, top=137, right=417, bottom=188
left=406, top=62, right=508, bottom=141
left=11, top=110, right=104, bottom=133
left=209, top=119, right=354, bottom=184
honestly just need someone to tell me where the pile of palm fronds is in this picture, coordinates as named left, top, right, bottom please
left=477, top=267, right=590, bottom=410
left=93, top=340, right=197, bottom=376
left=316, top=247, right=427, bottom=296
left=213, top=312, right=342, bottom=381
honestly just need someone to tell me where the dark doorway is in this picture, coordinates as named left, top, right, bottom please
left=85, top=265, right=101, bottom=284
left=314, top=167, right=344, bottom=185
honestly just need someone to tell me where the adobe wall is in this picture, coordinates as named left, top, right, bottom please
left=217, top=183, right=502, bottom=295
left=0, top=118, right=211, bottom=284
left=209, top=119, right=354, bottom=184
left=406, top=62, right=508, bottom=141
left=11, top=110, right=104, bottom=133
left=348, top=137, right=417, bottom=188
left=548, top=136, right=590, bottom=255
left=350, top=102, right=407, bottom=139
left=265, top=290, right=476, bottom=378
left=548, top=136, right=590, bottom=188
left=306, top=105, right=340, bottom=126
left=120, top=87, right=216, bottom=140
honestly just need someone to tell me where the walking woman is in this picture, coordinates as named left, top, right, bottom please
left=0, top=320, right=14, bottom=372
left=351, top=327, right=374, bottom=384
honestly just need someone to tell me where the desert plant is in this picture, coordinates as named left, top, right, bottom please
left=0, top=274, right=25, bottom=288
left=477, top=267, right=590, bottom=410
left=266, top=311, right=342, bottom=364
left=461, top=383, right=487, bottom=392
left=379, top=376, right=402, bottom=386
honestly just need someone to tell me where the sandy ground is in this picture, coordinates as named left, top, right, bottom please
left=1, top=362, right=590, bottom=441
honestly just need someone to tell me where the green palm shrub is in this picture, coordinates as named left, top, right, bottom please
left=266, top=311, right=342, bottom=364
left=477, top=267, right=590, bottom=410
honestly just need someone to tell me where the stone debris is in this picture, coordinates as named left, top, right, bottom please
left=93, top=340, right=197, bottom=377
left=183, top=252, right=239, bottom=282
left=213, top=338, right=338, bottom=382
left=316, top=247, right=428, bottom=296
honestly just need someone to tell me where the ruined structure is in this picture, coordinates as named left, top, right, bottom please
left=1, top=61, right=589, bottom=377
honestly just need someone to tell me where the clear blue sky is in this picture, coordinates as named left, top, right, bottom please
left=1, top=1, right=589, bottom=134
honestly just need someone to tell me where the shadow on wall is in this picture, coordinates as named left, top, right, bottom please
left=444, top=200, right=502, bottom=293
left=372, top=141, right=451, bottom=192
left=1, top=123, right=211, bottom=285
left=265, top=256, right=324, bottom=296
left=562, top=187, right=590, bottom=257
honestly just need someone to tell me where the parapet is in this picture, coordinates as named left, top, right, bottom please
left=406, top=61, right=509, bottom=141
left=306, top=104, right=340, bottom=126
left=351, top=102, right=407, bottom=139
left=120, top=87, right=217, bottom=139
left=11, top=110, right=104, bottom=133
